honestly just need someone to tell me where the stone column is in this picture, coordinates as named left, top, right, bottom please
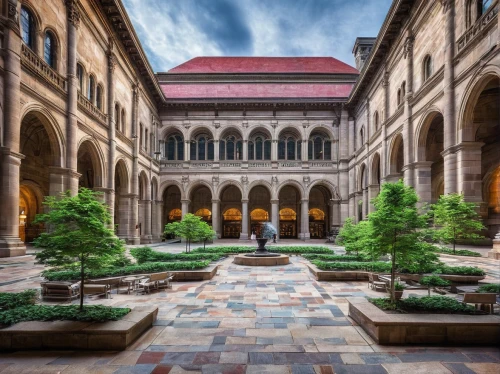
left=271, top=199, right=279, bottom=239
left=381, top=72, right=389, bottom=180
left=330, top=199, right=341, bottom=227
left=455, top=142, right=484, bottom=202
left=153, top=200, right=163, bottom=241
left=442, top=0, right=457, bottom=194
left=214, top=140, right=220, bottom=163
left=116, top=194, right=131, bottom=240
left=367, top=185, right=379, bottom=213
left=348, top=117, right=355, bottom=154
left=354, top=192, right=363, bottom=223
left=0, top=1, right=26, bottom=257
left=301, top=139, right=308, bottom=163
left=181, top=199, right=190, bottom=218
left=414, top=161, right=433, bottom=204
left=300, top=199, right=310, bottom=240
left=240, top=199, right=249, bottom=240
left=106, top=43, right=117, bottom=225
left=184, top=140, right=190, bottom=168
left=242, top=140, right=248, bottom=169
left=362, top=188, right=369, bottom=218
left=271, top=140, right=278, bottom=167
left=490, top=233, right=500, bottom=259
left=403, top=33, right=415, bottom=188
left=65, top=0, right=81, bottom=194
left=130, top=84, right=140, bottom=244
left=212, top=199, right=220, bottom=238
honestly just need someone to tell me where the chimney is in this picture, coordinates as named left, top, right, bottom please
left=353, top=37, right=376, bottom=71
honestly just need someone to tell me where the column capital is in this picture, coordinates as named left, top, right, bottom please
left=270, top=199, right=279, bottom=204
left=107, top=52, right=117, bottom=73
left=403, top=36, right=414, bottom=59
left=181, top=199, right=191, bottom=204
left=301, top=198, right=309, bottom=203
left=65, top=0, right=81, bottom=28
left=241, top=199, right=249, bottom=204
left=211, top=199, right=220, bottom=204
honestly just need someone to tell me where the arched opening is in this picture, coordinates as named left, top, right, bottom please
left=219, top=129, right=243, bottom=161
left=190, top=185, right=212, bottom=224
left=358, top=164, right=368, bottom=221
left=21, top=6, right=36, bottom=50
left=278, top=128, right=301, bottom=161
left=77, top=141, right=101, bottom=189
left=390, top=134, right=404, bottom=176
left=279, top=185, right=300, bottom=238
left=308, top=130, right=332, bottom=160
left=162, top=185, right=182, bottom=239
left=114, top=160, right=129, bottom=239
left=43, top=30, right=57, bottom=69
left=248, top=128, right=272, bottom=161
left=19, top=111, right=61, bottom=243
left=425, top=113, right=444, bottom=202
left=249, top=186, right=271, bottom=237
left=423, top=55, right=432, bottom=82
left=309, top=185, right=332, bottom=239
left=370, top=153, right=381, bottom=206
left=190, top=129, right=214, bottom=161
left=220, top=185, right=242, bottom=238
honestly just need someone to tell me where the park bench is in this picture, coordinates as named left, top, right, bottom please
left=456, top=293, right=496, bottom=314
left=41, top=281, right=80, bottom=301
left=83, top=283, right=112, bottom=299
left=368, top=273, right=387, bottom=292
left=136, top=272, right=174, bottom=294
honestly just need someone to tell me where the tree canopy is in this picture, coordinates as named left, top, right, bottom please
left=164, top=213, right=215, bottom=252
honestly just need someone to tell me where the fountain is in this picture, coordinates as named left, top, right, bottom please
left=233, top=222, right=290, bottom=266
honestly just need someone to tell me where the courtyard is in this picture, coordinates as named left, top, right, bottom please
left=0, top=240, right=499, bottom=374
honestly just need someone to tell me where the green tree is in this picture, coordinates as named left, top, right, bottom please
left=337, top=218, right=375, bottom=258
left=33, top=188, right=125, bottom=311
left=197, top=221, right=216, bottom=250
left=432, top=193, right=485, bottom=254
left=420, top=275, right=451, bottom=296
left=369, top=181, right=427, bottom=302
left=164, top=213, right=206, bottom=252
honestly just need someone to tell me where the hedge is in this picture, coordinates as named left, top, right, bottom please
left=302, top=254, right=365, bottom=262
left=477, top=284, right=500, bottom=293
left=370, top=296, right=475, bottom=314
left=130, top=247, right=224, bottom=264
left=311, top=260, right=392, bottom=272
left=42, top=260, right=211, bottom=281
left=435, top=266, right=485, bottom=276
left=0, top=290, right=37, bottom=311
left=433, top=247, right=482, bottom=257
left=191, top=245, right=334, bottom=254
left=0, top=305, right=130, bottom=326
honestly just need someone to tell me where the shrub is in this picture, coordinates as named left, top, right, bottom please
left=191, top=246, right=333, bottom=254
left=433, top=247, right=482, bottom=257
left=434, top=266, right=485, bottom=276
left=311, top=260, right=392, bottom=273
left=420, top=275, right=451, bottom=296
left=477, top=284, right=500, bottom=293
left=301, top=254, right=365, bottom=262
left=370, top=296, right=475, bottom=314
left=394, top=282, right=405, bottom=291
left=42, top=260, right=211, bottom=281
left=0, top=305, right=130, bottom=326
left=130, top=247, right=223, bottom=264
left=0, top=290, right=37, bottom=311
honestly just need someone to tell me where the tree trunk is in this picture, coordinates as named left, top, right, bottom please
left=390, top=246, right=396, bottom=303
left=428, top=286, right=431, bottom=296
left=79, top=256, right=85, bottom=312
left=185, top=238, right=188, bottom=253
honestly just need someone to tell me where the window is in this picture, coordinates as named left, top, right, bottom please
left=359, top=127, right=365, bottom=147
left=44, top=31, right=56, bottom=68
left=145, top=129, right=149, bottom=152
left=190, top=134, right=214, bottom=161
left=121, top=109, right=126, bottom=134
left=423, top=55, right=432, bottom=82
left=479, top=0, right=493, bottom=17
left=140, top=124, right=144, bottom=149
left=278, top=134, right=301, bottom=161
left=115, top=104, right=120, bottom=130
left=76, top=63, right=84, bottom=92
left=165, top=134, right=184, bottom=160
left=308, top=132, right=332, bottom=160
left=96, top=85, right=103, bottom=110
left=21, top=6, right=35, bottom=49
left=401, top=81, right=406, bottom=99
left=373, top=111, right=379, bottom=131
left=248, top=133, right=271, bottom=160
left=397, top=89, right=402, bottom=106
left=219, top=134, right=243, bottom=161
left=88, top=75, right=95, bottom=103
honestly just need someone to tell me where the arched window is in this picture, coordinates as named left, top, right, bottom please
left=139, top=123, right=144, bottom=149
left=96, top=85, right=103, bottom=110
left=401, top=81, right=406, bottom=99
left=278, top=134, right=301, bottom=161
left=220, top=134, right=243, bottom=161
left=115, top=104, right=120, bottom=130
left=423, top=55, right=432, bottom=82
left=165, top=133, right=184, bottom=160
left=145, top=129, right=149, bottom=152
left=397, top=89, right=401, bottom=106
left=121, top=109, right=126, bottom=133
left=308, top=132, right=332, bottom=160
left=248, top=133, right=271, bottom=160
left=44, top=31, right=56, bottom=68
left=373, top=111, right=379, bottom=131
left=190, top=133, right=214, bottom=161
left=21, top=6, right=35, bottom=49
left=76, top=63, right=84, bottom=92
left=359, top=127, right=365, bottom=147
left=88, top=75, right=95, bottom=103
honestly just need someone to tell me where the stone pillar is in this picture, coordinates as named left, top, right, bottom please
left=240, top=199, right=249, bottom=240
left=301, top=139, right=308, bottom=163
left=181, top=199, right=190, bottom=218
left=214, top=140, right=220, bottom=163
left=212, top=199, right=220, bottom=238
left=348, top=117, right=355, bottom=154
left=130, top=84, right=140, bottom=244
left=271, top=140, right=278, bottom=167
left=106, top=43, right=117, bottom=225
left=117, top=194, right=131, bottom=240
left=403, top=33, right=414, bottom=188
left=242, top=140, right=248, bottom=169
left=456, top=142, right=484, bottom=202
left=65, top=0, right=81, bottom=194
left=184, top=140, right=190, bottom=161
left=367, top=185, right=379, bottom=213
left=271, top=199, right=279, bottom=239
left=414, top=161, right=433, bottom=204
left=382, top=72, right=389, bottom=180
left=362, top=188, right=369, bottom=218
left=0, top=1, right=26, bottom=257
left=354, top=192, right=363, bottom=223
left=489, top=233, right=500, bottom=259
left=142, top=199, right=152, bottom=243
left=330, top=199, right=341, bottom=227
left=442, top=0, right=457, bottom=194
left=300, top=199, right=310, bottom=240
left=153, top=200, right=163, bottom=241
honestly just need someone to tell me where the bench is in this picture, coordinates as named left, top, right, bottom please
left=368, top=273, right=387, bottom=292
left=457, top=293, right=496, bottom=314
left=41, top=281, right=80, bottom=301
left=83, top=284, right=112, bottom=299
left=136, top=272, right=174, bottom=294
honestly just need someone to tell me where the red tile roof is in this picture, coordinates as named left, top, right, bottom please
left=168, top=57, right=358, bottom=74
left=161, top=83, right=354, bottom=99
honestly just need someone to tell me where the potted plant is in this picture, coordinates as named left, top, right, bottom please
left=420, top=275, right=451, bottom=296
left=394, top=281, right=405, bottom=300
left=256, top=222, right=277, bottom=253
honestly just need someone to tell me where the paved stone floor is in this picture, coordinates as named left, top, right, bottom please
left=0, top=241, right=499, bottom=373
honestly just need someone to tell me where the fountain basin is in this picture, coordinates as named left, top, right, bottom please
left=233, top=254, right=289, bottom=266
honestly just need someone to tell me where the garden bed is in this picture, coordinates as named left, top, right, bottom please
left=348, top=297, right=500, bottom=345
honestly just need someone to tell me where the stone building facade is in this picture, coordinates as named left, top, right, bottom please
left=0, top=0, right=498, bottom=257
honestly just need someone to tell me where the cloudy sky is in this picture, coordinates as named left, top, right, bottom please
left=122, top=0, right=392, bottom=72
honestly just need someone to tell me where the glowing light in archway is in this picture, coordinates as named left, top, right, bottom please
left=168, top=208, right=182, bottom=221
left=309, top=208, right=325, bottom=221
left=223, top=208, right=242, bottom=221
left=250, top=208, right=268, bottom=221
left=279, top=208, right=296, bottom=221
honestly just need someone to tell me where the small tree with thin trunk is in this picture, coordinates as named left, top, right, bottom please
left=33, top=188, right=125, bottom=311
left=432, top=193, right=485, bottom=254
left=164, top=213, right=206, bottom=252
left=197, top=221, right=216, bottom=250
left=369, top=181, right=427, bottom=302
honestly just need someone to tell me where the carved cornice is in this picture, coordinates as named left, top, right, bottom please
left=65, top=0, right=81, bottom=28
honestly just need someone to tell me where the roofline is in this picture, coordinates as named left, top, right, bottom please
left=347, top=0, right=414, bottom=107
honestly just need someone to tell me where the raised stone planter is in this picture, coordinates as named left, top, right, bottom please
left=233, top=254, right=289, bottom=266
left=306, top=263, right=370, bottom=281
left=169, top=263, right=219, bottom=281
left=347, top=297, right=500, bottom=345
left=0, top=306, right=158, bottom=351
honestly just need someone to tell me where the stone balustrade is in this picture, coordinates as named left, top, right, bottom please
left=159, top=159, right=337, bottom=170
left=20, top=44, right=67, bottom=93
left=77, top=92, right=107, bottom=124
left=457, top=4, right=498, bottom=53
